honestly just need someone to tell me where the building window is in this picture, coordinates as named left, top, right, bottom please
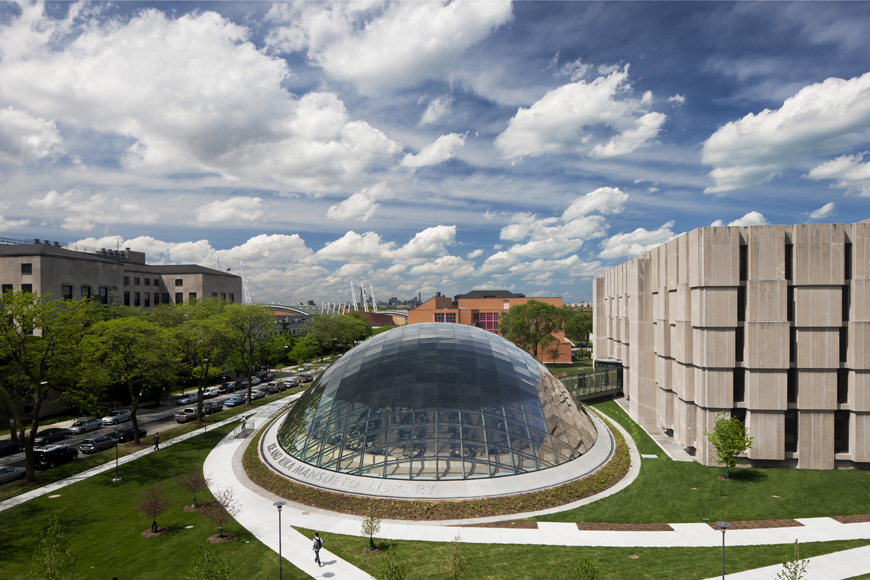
left=739, top=244, right=748, bottom=282
left=123, top=276, right=129, bottom=287
left=221, top=293, right=226, bottom=300
left=124, top=291, right=130, bottom=306
left=789, top=327, right=796, bottom=363
left=845, top=242, right=852, bottom=280
left=433, top=312, right=456, bottom=323
left=62, top=284, right=73, bottom=300
left=212, top=292, right=218, bottom=298
left=175, top=292, right=183, bottom=304
left=834, top=411, right=850, bottom=454
left=188, top=292, right=197, bottom=303
left=787, top=369, right=797, bottom=404
left=785, top=243, right=793, bottom=281
left=840, top=327, right=848, bottom=363
left=837, top=369, right=849, bottom=405
left=787, top=286, right=795, bottom=322
left=479, top=312, right=499, bottom=333
left=144, top=293, right=150, bottom=307
left=503, top=300, right=510, bottom=310
left=229, top=293, right=234, bottom=303
left=154, top=292, right=159, bottom=306
left=732, top=369, right=745, bottom=403
left=21, top=284, right=32, bottom=293
left=737, top=286, right=746, bottom=322
left=21, top=263, right=32, bottom=275
left=81, top=285, right=92, bottom=299
left=843, top=285, right=850, bottom=322
left=134, top=277, right=140, bottom=285
left=99, top=286, right=109, bottom=305
left=163, top=292, right=171, bottom=304
left=154, top=278, right=160, bottom=287
left=144, top=278, right=151, bottom=286
left=1, top=284, right=11, bottom=294
left=735, top=327, right=744, bottom=363
left=134, top=292, right=140, bottom=307
left=175, top=279, right=183, bottom=287
left=784, top=410, right=798, bottom=453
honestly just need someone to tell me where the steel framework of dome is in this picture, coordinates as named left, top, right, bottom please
left=276, top=323, right=597, bottom=481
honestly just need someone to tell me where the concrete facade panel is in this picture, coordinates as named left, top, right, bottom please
left=692, top=328, right=736, bottom=369
left=849, top=371, right=870, bottom=412
left=797, top=411, right=834, bottom=469
left=793, top=224, right=845, bottom=287
left=746, top=370, right=787, bottom=411
left=748, top=225, right=786, bottom=281
left=746, top=280, right=787, bottom=322
left=796, top=370, right=837, bottom=410
left=850, top=413, right=870, bottom=463
left=747, top=411, right=785, bottom=460
left=796, top=328, right=840, bottom=369
left=794, top=286, right=843, bottom=328
left=848, top=322, right=870, bottom=370
left=672, top=321, right=693, bottom=365
left=692, top=287, right=737, bottom=328
left=694, top=368, right=733, bottom=409
left=850, top=279, right=870, bottom=322
left=745, top=322, right=789, bottom=369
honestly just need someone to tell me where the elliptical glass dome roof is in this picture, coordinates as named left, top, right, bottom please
left=276, top=323, right=597, bottom=481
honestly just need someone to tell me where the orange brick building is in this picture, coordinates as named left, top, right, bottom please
left=407, top=290, right=571, bottom=363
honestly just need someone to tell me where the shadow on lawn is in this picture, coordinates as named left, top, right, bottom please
left=729, top=469, right=768, bottom=484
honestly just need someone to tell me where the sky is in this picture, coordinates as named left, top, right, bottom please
left=0, top=1, right=869, bottom=306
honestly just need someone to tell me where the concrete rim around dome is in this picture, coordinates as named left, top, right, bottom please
left=259, top=407, right=614, bottom=500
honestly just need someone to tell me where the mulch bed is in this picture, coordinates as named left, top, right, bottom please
left=183, top=504, right=204, bottom=513
left=141, top=527, right=169, bottom=537
left=362, top=547, right=381, bottom=554
left=577, top=522, right=673, bottom=531
left=705, top=519, right=802, bottom=530
left=833, top=514, right=870, bottom=524
left=460, top=520, right=539, bottom=529
left=208, top=533, right=236, bottom=543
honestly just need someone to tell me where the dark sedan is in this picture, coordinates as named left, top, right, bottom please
left=0, top=439, right=24, bottom=457
left=33, top=428, right=69, bottom=446
left=106, top=427, right=147, bottom=443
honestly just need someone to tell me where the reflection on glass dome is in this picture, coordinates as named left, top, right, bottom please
left=276, top=323, right=597, bottom=481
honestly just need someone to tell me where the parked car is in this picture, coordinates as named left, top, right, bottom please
left=250, top=377, right=261, bottom=386
left=33, top=428, right=69, bottom=446
left=176, top=394, right=198, bottom=405
left=224, top=395, right=246, bottom=407
left=0, top=465, right=26, bottom=484
left=263, top=373, right=274, bottom=382
left=234, top=381, right=248, bottom=389
left=260, top=383, right=279, bottom=395
left=203, top=401, right=223, bottom=414
left=33, top=445, right=78, bottom=469
left=80, top=436, right=116, bottom=454
left=175, top=408, right=198, bottom=423
left=107, top=427, right=147, bottom=443
left=67, top=418, right=102, bottom=435
left=283, top=378, right=300, bottom=388
left=299, top=374, right=314, bottom=383
left=203, top=387, right=221, bottom=398
left=101, top=409, right=131, bottom=425
left=217, top=383, right=233, bottom=394
left=0, top=439, right=24, bottom=457
left=250, top=389, right=266, bottom=400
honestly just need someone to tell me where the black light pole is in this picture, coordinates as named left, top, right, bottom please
left=716, top=521, right=731, bottom=579
left=274, top=501, right=286, bottom=579
left=112, top=441, right=121, bottom=482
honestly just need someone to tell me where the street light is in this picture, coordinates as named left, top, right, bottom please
left=112, top=441, right=121, bottom=482
left=274, top=501, right=286, bottom=579
left=716, top=521, right=731, bottom=579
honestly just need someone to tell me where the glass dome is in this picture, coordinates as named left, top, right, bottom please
left=276, top=323, right=597, bottom=481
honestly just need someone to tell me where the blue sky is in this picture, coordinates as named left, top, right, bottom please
left=0, top=1, right=868, bottom=305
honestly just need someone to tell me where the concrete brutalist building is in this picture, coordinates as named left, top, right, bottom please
left=593, top=221, right=869, bottom=469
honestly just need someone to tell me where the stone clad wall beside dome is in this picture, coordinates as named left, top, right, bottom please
left=277, top=323, right=597, bottom=481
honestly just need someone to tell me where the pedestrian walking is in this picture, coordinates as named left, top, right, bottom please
left=152, top=432, right=160, bottom=451
left=312, top=532, right=323, bottom=567
left=240, top=416, right=247, bottom=432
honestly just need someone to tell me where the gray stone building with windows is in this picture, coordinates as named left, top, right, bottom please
left=593, top=221, right=869, bottom=469
left=0, top=238, right=240, bottom=307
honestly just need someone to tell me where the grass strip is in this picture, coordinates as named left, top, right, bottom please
left=295, top=525, right=870, bottom=580
left=0, top=422, right=309, bottom=580
left=537, top=398, right=870, bottom=523
left=0, top=387, right=303, bottom=503
left=590, top=399, right=664, bottom=457
left=243, top=407, right=631, bottom=520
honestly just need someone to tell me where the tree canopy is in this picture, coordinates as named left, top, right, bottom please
left=498, top=300, right=564, bottom=360
left=705, top=412, right=753, bottom=479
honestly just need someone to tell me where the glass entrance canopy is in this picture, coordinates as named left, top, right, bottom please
left=276, top=323, right=597, bottom=481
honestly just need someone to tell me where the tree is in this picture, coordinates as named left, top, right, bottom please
left=176, top=469, right=211, bottom=509
left=0, top=291, right=98, bottom=482
left=776, top=540, right=809, bottom=580
left=444, top=533, right=468, bottom=580
left=80, top=316, right=179, bottom=444
left=372, top=548, right=406, bottom=580
left=574, top=559, right=600, bottom=580
left=186, top=542, right=233, bottom=580
left=201, top=485, right=241, bottom=538
left=361, top=506, right=381, bottom=552
left=219, top=304, right=273, bottom=405
left=136, top=484, right=174, bottom=533
left=705, top=412, right=753, bottom=479
left=498, top=300, right=565, bottom=360
left=28, top=516, right=76, bottom=580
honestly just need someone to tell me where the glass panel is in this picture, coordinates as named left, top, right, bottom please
left=384, top=461, right=411, bottom=479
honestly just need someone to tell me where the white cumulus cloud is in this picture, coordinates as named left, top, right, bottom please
left=598, top=221, right=677, bottom=259
left=265, top=0, right=512, bottom=93
left=0, top=106, right=63, bottom=164
left=494, top=66, right=666, bottom=160
left=420, top=96, right=452, bottom=125
left=400, top=133, right=465, bottom=170
left=562, top=187, right=628, bottom=220
left=702, top=71, right=870, bottom=193
left=807, top=202, right=837, bottom=220
left=28, top=189, right=155, bottom=231
left=807, top=153, right=870, bottom=197
left=196, top=197, right=264, bottom=224
left=327, top=182, right=392, bottom=222
left=710, top=211, right=770, bottom=228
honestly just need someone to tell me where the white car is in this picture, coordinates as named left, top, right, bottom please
left=203, top=387, right=220, bottom=398
left=101, top=409, right=131, bottom=425
left=176, top=394, right=198, bottom=405
left=67, top=418, right=102, bottom=435
left=250, top=389, right=266, bottom=400
left=250, top=377, right=261, bottom=385
left=0, top=465, right=25, bottom=484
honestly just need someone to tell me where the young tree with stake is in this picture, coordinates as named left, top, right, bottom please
left=176, top=470, right=211, bottom=509
left=136, top=484, right=174, bottom=534
left=28, top=516, right=77, bottom=580
left=361, top=506, right=381, bottom=552
left=444, top=533, right=468, bottom=580
left=705, top=412, right=753, bottom=480
left=202, top=486, right=241, bottom=539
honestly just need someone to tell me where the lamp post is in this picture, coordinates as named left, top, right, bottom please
left=112, top=441, right=121, bottom=482
left=716, top=521, right=731, bottom=579
left=274, top=501, right=286, bottom=579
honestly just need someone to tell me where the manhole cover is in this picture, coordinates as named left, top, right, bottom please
left=48, top=495, right=61, bottom=498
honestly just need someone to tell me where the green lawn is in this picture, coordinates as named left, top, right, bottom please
left=536, top=400, right=870, bottom=523
left=0, top=387, right=304, bottom=503
left=545, top=359, right=594, bottom=374
left=296, top=526, right=870, bottom=580
left=0, top=422, right=310, bottom=580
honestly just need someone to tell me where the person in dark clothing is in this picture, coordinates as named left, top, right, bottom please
left=152, top=432, right=160, bottom=450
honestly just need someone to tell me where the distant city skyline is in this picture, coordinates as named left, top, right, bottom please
left=0, top=1, right=868, bottom=304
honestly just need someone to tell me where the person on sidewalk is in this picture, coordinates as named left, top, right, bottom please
left=312, top=532, right=323, bottom=567
left=240, top=416, right=247, bottom=432
left=152, top=432, right=159, bottom=451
